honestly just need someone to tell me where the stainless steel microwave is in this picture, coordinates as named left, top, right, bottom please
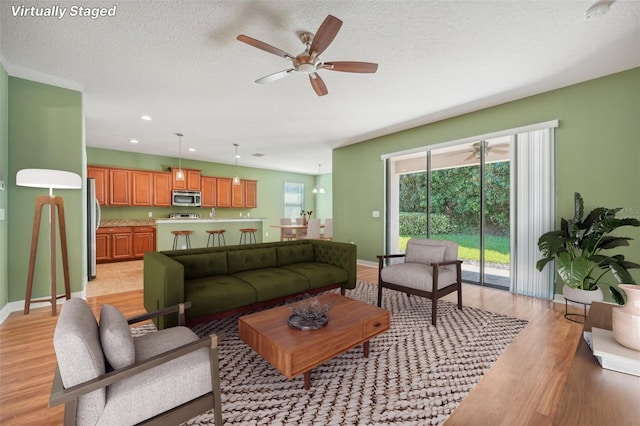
left=172, top=190, right=202, bottom=207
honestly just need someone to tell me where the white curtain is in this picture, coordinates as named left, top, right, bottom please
left=511, top=127, right=556, bottom=299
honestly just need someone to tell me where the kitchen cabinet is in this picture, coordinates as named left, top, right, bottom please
left=231, top=180, right=244, bottom=208
left=216, top=177, right=232, bottom=207
left=96, top=226, right=133, bottom=263
left=201, top=176, right=217, bottom=208
left=109, top=169, right=130, bottom=206
left=133, top=226, right=156, bottom=258
left=87, top=166, right=109, bottom=205
left=153, top=172, right=172, bottom=206
left=97, top=225, right=155, bottom=263
left=171, top=167, right=201, bottom=191
left=131, top=170, right=153, bottom=206
left=244, top=180, right=258, bottom=208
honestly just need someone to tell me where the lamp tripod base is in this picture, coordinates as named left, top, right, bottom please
left=24, top=195, right=71, bottom=316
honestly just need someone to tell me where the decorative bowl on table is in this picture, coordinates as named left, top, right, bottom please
left=287, top=296, right=335, bottom=331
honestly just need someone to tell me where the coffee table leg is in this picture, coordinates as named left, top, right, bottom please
left=304, top=371, right=311, bottom=390
left=363, top=340, right=370, bottom=358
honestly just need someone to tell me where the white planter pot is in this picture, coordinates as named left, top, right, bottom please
left=562, top=284, right=604, bottom=305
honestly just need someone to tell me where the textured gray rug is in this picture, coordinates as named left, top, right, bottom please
left=136, top=282, right=527, bottom=425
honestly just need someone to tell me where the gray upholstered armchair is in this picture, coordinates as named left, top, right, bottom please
left=50, top=299, right=223, bottom=425
left=377, top=238, right=463, bottom=326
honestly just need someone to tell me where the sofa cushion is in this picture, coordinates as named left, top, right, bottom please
left=228, top=247, right=277, bottom=274
left=281, top=262, right=348, bottom=289
left=276, top=243, right=314, bottom=266
left=54, top=299, right=106, bottom=425
left=233, top=268, right=309, bottom=302
left=172, top=252, right=228, bottom=279
left=184, top=275, right=257, bottom=318
left=99, top=304, right=135, bottom=370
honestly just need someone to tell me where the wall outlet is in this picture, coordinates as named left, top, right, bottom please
left=181, top=244, right=187, bottom=249
left=265, top=231, right=269, bottom=237
left=0, top=208, right=4, bottom=221
left=148, top=211, right=153, bottom=218
left=372, top=210, right=380, bottom=218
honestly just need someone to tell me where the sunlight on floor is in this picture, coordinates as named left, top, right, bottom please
left=87, top=260, right=143, bottom=297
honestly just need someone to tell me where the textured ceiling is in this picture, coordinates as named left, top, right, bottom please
left=1, top=1, right=639, bottom=174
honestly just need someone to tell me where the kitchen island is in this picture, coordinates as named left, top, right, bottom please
left=155, top=218, right=267, bottom=250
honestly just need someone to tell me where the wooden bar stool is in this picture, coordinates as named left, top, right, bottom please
left=206, top=229, right=226, bottom=247
left=239, top=228, right=258, bottom=244
left=171, top=230, right=193, bottom=250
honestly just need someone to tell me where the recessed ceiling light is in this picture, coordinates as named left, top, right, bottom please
left=252, top=153, right=265, bottom=157
left=585, top=2, right=610, bottom=19
left=130, top=139, right=139, bottom=144
left=188, top=148, right=196, bottom=152
left=140, top=114, right=152, bottom=121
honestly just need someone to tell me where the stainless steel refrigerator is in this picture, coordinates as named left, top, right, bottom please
left=87, top=178, right=101, bottom=280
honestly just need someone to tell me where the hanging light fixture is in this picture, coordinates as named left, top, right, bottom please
left=175, top=133, right=185, bottom=181
left=312, top=164, right=325, bottom=194
left=233, top=143, right=241, bottom=185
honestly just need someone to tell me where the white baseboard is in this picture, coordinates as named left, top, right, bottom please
left=357, top=259, right=378, bottom=268
left=0, top=289, right=86, bottom=324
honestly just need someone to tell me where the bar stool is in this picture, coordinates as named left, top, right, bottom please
left=206, top=229, right=226, bottom=247
left=239, top=228, right=258, bottom=244
left=171, top=230, right=193, bottom=250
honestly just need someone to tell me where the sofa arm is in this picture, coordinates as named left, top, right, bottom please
left=310, top=240, right=358, bottom=290
left=143, top=252, right=186, bottom=329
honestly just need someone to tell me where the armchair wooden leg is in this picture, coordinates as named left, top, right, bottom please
left=209, top=335, right=223, bottom=426
left=377, top=283, right=383, bottom=307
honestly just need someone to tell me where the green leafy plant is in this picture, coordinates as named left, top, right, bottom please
left=536, top=192, right=640, bottom=303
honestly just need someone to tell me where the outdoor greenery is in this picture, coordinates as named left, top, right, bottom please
left=399, top=162, right=511, bottom=264
left=399, top=162, right=510, bottom=235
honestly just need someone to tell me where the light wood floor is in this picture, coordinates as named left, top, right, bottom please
left=0, top=261, right=585, bottom=425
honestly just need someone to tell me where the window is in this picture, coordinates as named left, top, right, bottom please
left=284, top=182, right=304, bottom=219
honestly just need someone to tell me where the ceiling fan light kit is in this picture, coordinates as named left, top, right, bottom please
left=237, top=14, right=378, bottom=96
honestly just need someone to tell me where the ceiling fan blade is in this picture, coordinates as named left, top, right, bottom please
left=464, top=152, right=476, bottom=162
left=321, top=61, right=378, bottom=73
left=237, top=35, right=294, bottom=60
left=255, top=69, right=295, bottom=84
left=309, top=73, right=328, bottom=96
left=309, top=15, right=343, bottom=57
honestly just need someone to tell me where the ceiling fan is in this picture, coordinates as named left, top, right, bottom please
left=236, top=15, right=378, bottom=96
left=446, top=141, right=510, bottom=161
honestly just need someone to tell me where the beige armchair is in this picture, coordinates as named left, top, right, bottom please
left=377, top=238, right=463, bottom=326
left=50, top=299, right=223, bottom=425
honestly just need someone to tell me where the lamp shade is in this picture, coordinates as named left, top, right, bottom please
left=16, top=169, right=82, bottom=189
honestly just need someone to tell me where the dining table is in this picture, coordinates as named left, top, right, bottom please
left=270, top=223, right=323, bottom=240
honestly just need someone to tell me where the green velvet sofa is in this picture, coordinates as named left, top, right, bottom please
left=144, top=239, right=357, bottom=329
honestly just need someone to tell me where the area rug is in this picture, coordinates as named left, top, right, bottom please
left=135, top=282, right=528, bottom=425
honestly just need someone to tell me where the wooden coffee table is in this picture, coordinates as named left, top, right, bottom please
left=238, top=293, right=390, bottom=389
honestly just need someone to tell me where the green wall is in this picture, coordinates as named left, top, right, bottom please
left=0, top=64, right=8, bottom=312
left=334, top=68, right=640, bottom=297
left=86, top=148, right=330, bottom=242
left=7, top=78, right=84, bottom=304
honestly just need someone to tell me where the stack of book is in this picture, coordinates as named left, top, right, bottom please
left=584, top=328, right=640, bottom=376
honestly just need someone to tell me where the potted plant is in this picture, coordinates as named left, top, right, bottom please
left=536, top=192, right=640, bottom=304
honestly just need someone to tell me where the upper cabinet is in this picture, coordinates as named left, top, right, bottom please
left=216, top=177, right=232, bottom=208
left=171, top=167, right=201, bottom=191
left=153, top=172, right=172, bottom=207
left=87, top=166, right=109, bottom=205
left=244, top=180, right=258, bottom=208
left=109, top=169, right=130, bottom=206
left=201, top=176, right=217, bottom=208
left=131, top=170, right=153, bottom=206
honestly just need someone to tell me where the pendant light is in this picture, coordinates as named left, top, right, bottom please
left=175, top=133, right=185, bottom=181
left=312, top=164, right=325, bottom=194
left=233, top=143, right=241, bottom=185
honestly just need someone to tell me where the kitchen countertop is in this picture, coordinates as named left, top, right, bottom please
left=155, top=217, right=267, bottom=224
left=100, top=219, right=156, bottom=227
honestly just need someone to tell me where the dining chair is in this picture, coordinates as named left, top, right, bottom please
left=300, top=218, right=321, bottom=239
left=280, top=218, right=296, bottom=241
left=320, top=218, right=333, bottom=241
left=295, top=217, right=307, bottom=238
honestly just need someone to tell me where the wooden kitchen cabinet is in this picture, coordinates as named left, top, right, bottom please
left=109, top=169, right=131, bottom=206
left=97, top=226, right=133, bottom=263
left=244, top=180, right=258, bottom=208
left=133, top=226, right=156, bottom=258
left=87, top=166, right=109, bottom=205
left=171, top=168, right=201, bottom=191
left=153, top=172, right=172, bottom=206
left=131, top=170, right=153, bottom=206
left=216, top=177, right=232, bottom=207
left=231, top=180, right=244, bottom=208
left=201, top=176, right=217, bottom=207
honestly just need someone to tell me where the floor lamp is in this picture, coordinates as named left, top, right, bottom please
left=16, top=168, right=82, bottom=316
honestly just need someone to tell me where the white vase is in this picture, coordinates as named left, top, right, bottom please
left=612, top=284, right=640, bottom=351
left=562, top=284, right=603, bottom=305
